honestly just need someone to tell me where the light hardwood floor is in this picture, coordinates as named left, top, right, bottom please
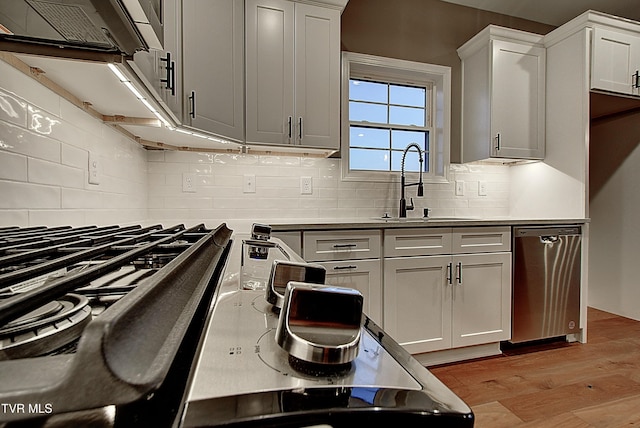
left=429, top=307, right=640, bottom=427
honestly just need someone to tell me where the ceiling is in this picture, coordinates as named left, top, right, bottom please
left=441, top=0, right=640, bottom=27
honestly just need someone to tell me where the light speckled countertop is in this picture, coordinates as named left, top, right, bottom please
left=265, top=217, right=589, bottom=231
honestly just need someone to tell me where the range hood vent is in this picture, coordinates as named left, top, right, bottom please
left=0, top=0, right=163, bottom=57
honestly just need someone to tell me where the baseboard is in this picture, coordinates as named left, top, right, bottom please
left=414, top=342, right=502, bottom=367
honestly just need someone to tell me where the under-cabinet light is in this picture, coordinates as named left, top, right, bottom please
left=123, top=81, right=144, bottom=100
left=108, top=63, right=236, bottom=146
left=107, top=63, right=127, bottom=81
left=107, top=62, right=171, bottom=128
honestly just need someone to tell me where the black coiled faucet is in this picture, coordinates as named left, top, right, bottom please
left=399, top=143, right=424, bottom=218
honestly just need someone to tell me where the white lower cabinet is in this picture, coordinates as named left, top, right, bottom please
left=303, top=230, right=382, bottom=326
left=316, top=259, right=382, bottom=327
left=449, top=252, right=512, bottom=347
left=383, top=255, right=452, bottom=353
left=383, top=227, right=512, bottom=355
left=292, top=226, right=512, bottom=360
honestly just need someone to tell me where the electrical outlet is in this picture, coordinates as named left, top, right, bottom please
left=300, top=176, right=313, bottom=195
left=182, top=173, right=196, bottom=193
left=88, top=152, right=100, bottom=185
left=455, top=180, right=464, bottom=196
left=243, top=174, right=256, bottom=193
left=478, top=181, right=488, bottom=196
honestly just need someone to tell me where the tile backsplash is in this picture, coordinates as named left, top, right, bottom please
left=0, top=60, right=148, bottom=227
left=1, top=59, right=509, bottom=232
left=148, top=151, right=510, bottom=232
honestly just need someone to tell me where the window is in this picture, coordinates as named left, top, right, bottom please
left=341, top=52, right=451, bottom=183
left=349, top=79, right=430, bottom=173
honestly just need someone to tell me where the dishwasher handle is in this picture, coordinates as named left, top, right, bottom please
left=540, top=235, right=559, bottom=244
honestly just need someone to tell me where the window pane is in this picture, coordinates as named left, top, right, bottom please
left=350, top=148, right=390, bottom=171
left=389, top=105, right=425, bottom=126
left=390, top=85, right=425, bottom=108
left=350, top=80, right=387, bottom=103
left=391, top=149, right=425, bottom=172
left=349, top=101, right=388, bottom=123
left=350, top=126, right=390, bottom=149
left=391, top=130, right=426, bottom=151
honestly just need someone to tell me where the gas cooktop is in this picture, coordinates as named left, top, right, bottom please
left=0, top=223, right=232, bottom=427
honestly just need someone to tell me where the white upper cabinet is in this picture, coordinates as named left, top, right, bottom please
left=592, top=27, right=640, bottom=96
left=129, top=0, right=182, bottom=120
left=182, top=0, right=245, bottom=142
left=458, top=26, right=546, bottom=162
left=245, top=0, right=340, bottom=149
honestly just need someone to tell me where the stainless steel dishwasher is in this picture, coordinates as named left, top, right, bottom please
left=510, top=226, right=582, bottom=344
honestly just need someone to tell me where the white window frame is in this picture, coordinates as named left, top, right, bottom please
left=341, top=52, right=451, bottom=183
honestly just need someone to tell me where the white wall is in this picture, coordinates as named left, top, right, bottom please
left=0, top=59, right=148, bottom=227
left=589, top=111, right=640, bottom=321
left=0, top=58, right=512, bottom=233
left=509, top=29, right=589, bottom=220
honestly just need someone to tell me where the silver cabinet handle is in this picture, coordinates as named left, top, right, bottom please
left=633, top=70, right=640, bottom=88
left=288, top=116, right=292, bottom=139
left=333, top=265, right=357, bottom=270
left=298, top=117, right=303, bottom=141
left=494, top=132, right=501, bottom=151
left=332, top=243, right=357, bottom=248
left=447, top=262, right=453, bottom=285
left=456, top=262, right=462, bottom=285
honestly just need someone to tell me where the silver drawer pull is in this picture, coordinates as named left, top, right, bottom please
left=333, top=244, right=357, bottom=248
left=333, top=265, right=357, bottom=270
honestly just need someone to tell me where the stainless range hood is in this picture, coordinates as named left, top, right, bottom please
left=0, top=0, right=163, bottom=57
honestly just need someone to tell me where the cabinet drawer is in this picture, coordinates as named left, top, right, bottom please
left=303, top=230, right=381, bottom=261
left=319, top=259, right=382, bottom=326
left=452, top=227, right=511, bottom=254
left=384, top=228, right=452, bottom=257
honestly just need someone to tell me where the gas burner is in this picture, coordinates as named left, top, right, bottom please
left=288, top=354, right=353, bottom=377
left=0, top=294, right=91, bottom=360
left=133, top=252, right=180, bottom=269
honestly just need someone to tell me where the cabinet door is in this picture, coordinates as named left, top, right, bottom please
left=491, top=40, right=546, bottom=159
left=245, top=0, right=295, bottom=145
left=293, top=3, right=340, bottom=149
left=128, top=0, right=182, bottom=119
left=451, top=252, right=511, bottom=348
left=183, top=0, right=244, bottom=141
left=383, top=255, right=452, bottom=354
left=592, top=27, right=640, bottom=96
left=161, top=0, right=182, bottom=116
left=319, top=259, right=382, bottom=327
